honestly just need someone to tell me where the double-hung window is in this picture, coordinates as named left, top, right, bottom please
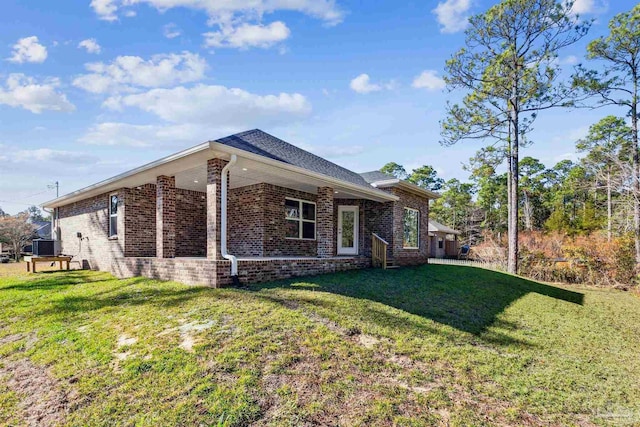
left=403, top=207, right=419, bottom=249
left=285, top=198, right=316, bottom=240
left=109, top=194, right=118, bottom=237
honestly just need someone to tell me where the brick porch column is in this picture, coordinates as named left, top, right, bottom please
left=207, top=158, right=228, bottom=260
left=317, top=187, right=335, bottom=258
left=156, top=175, right=176, bottom=258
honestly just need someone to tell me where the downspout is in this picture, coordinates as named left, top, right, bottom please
left=220, top=155, right=239, bottom=285
left=43, top=207, right=55, bottom=240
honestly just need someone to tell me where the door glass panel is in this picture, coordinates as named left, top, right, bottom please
left=341, top=211, right=355, bottom=248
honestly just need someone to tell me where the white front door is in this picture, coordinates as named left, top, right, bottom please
left=337, top=205, right=358, bottom=255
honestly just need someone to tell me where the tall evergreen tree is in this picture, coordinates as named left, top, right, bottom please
left=441, top=0, right=590, bottom=273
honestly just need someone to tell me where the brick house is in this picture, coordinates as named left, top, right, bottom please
left=43, top=130, right=439, bottom=287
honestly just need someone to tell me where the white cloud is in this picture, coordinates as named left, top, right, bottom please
left=163, top=23, right=182, bottom=39
left=78, top=38, right=102, bottom=54
left=560, top=55, right=579, bottom=65
left=551, top=55, right=580, bottom=67
left=80, top=122, right=196, bottom=147
left=569, top=0, right=608, bottom=15
left=73, top=51, right=207, bottom=94
left=433, top=0, right=471, bottom=34
left=90, top=0, right=118, bottom=21
left=11, top=149, right=97, bottom=164
left=412, top=70, right=446, bottom=91
left=83, top=84, right=311, bottom=147
left=90, top=0, right=344, bottom=26
left=105, top=84, right=311, bottom=123
left=203, top=21, right=290, bottom=49
left=7, top=36, right=48, bottom=63
left=350, top=74, right=394, bottom=94
left=0, top=74, right=75, bottom=114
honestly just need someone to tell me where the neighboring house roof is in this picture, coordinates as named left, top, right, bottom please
left=428, top=219, right=461, bottom=235
left=359, top=170, right=441, bottom=199
left=218, top=130, right=373, bottom=189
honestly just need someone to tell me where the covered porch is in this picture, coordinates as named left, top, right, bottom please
left=116, top=145, right=396, bottom=286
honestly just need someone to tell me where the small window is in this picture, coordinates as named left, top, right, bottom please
left=285, top=198, right=316, bottom=240
left=438, top=238, right=444, bottom=249
left=403, top=207, right=419, bottom=249
left=109, top=194, right=118, bottom=237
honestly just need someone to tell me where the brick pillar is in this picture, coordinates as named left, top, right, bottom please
left=207, top=158, right=228, bottom=260
left=156, top=175, right=176, bottom=258
left=317, top=187, right=334, bottom=258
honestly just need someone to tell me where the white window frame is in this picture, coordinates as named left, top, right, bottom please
left=403, top=207, right=420, bottom=249
left=109, top=193, right=118, bottom=238
left=285, top=197, right=316, bottom=240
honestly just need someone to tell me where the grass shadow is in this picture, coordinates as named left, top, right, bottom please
left=37, top=282, right=214, bottom=316
left=250, top=264, right=584, bottom=336
left=0, top=271, right=115, bottom=292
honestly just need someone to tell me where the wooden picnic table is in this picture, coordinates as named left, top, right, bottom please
left=24, top=256, right=72, bottom=273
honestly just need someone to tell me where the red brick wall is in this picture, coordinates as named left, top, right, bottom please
left=124, top=184, right=156, bottom=257
left=156, top=175, right=176, bottom=258
left=364, top=200, right=394, bottom=258
left=390, top=188, right=430, bottom=265
left=113, top=256, right=371, bottom=287
left=316, top=187, right=335, bottom=257
left=207, top=158, right=226, bottom=260
left=228, top=183, right=266, bottom=257
left=176, top=189, right=206, bottom=257
left=57, top=190, right=125, bottom=271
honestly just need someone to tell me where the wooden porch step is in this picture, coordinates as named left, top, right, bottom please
left=385, top=259, right=400, bottom=269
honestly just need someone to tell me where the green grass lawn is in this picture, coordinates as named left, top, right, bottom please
left=1, top=263, right=639, bottom=426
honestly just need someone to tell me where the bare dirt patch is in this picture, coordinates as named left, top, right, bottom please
left=0, top=333, right=24, bottom=345
left=116, top=335, right=137, bottom=347
left=0, top=359, right=70, bottom=427
left=158, top=319, right=217, bottom=353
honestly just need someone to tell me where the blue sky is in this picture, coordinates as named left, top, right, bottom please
left=0, top=0, right=634, bottom=213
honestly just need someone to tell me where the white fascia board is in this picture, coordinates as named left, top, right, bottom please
left=42, top=142, right=212, bottom=208
left=371, top=179, right=441, bottom=199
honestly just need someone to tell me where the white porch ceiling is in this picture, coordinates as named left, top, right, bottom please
left=175, top=157, right=365, bottom=198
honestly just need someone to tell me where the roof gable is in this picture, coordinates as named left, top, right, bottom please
left=217, top=129, right=372, bottom=189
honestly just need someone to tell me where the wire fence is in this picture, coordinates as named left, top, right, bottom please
left=428, top=258, right=506, bottom=272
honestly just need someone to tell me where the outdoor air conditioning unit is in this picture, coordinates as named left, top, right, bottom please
left=32, top=239, right=61, bottom=257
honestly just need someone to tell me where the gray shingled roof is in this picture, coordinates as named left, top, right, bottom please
left=428, top=219, right=461, bottom=235
left=359, top=170, right=397, bottom=184
left=216, top=129, right=373, bottom=188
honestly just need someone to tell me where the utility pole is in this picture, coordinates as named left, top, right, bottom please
left=47, top=181, right=59, bottom=198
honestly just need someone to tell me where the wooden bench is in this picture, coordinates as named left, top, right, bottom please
left=25, top=256, right=72, bottom=273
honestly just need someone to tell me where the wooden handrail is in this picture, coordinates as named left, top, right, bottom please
left=371, top=233, right=388, bottom=269
left=372, top=233, right=389, bottom=246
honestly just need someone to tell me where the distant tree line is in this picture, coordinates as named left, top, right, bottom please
left=428, top=0, right=640, bottom=274
left=381, top=113, right=639, bottom=250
